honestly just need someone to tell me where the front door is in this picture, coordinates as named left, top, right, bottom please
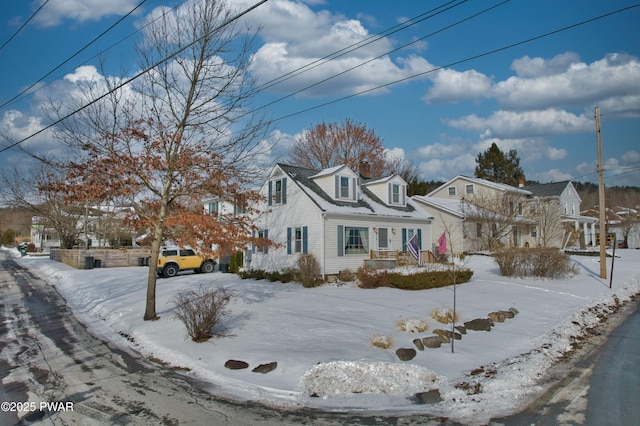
left=377, top=227, right=390, bottom=250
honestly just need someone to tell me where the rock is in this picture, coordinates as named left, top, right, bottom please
left=224, top=359, right=249, bottom=370
left=396, top=348, right=417, bottom=361
left=433, top=329, right=461, bottom=342
left=509, top=307, right=519, bottom=316
left=414, top=389, right=443, bottom=404
left=488, top=311, right=506, bottom=323
left=464, top=318, right=494, bottom=332
left=500, top=309, right=515, bottom=319
left=413, top=338, right=424, bottom=351
left=455, top=325, right=467, bottom=334
left=252, top=362, right=277, bottom=374
left=422, top=336, right=442, bottom=348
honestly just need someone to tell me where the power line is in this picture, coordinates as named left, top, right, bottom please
left=0, top=0, right=150, bottom=111
left=0, top=0, right=270, bottom=155
left=2, top=1, right=638, bottom=157
left=251, top=0, right=510, bottom=116
left=268, top=4, right=640, bottom=125
left=0, top=0, right=50, bottom=53
left=255, top=0, right=467, bottom=93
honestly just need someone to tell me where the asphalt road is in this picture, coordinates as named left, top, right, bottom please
left=491, top=299, right=639, bottom=426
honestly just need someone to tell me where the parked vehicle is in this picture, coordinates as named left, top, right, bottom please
left=157, top=247, right=216, bottom=278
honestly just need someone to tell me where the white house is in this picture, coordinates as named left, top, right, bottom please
left=249, top=163, right=433, bottom=276
left=413, top=175, right=536, bottom=253
left=520, top=181, right=598, bottom=248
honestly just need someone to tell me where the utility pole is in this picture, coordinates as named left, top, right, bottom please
left=595, top=106, right=607, bottom=279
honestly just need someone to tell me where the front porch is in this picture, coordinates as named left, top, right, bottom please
left=365, top=249, right=438, bottom=269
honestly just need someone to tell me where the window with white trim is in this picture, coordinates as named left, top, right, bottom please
left=344, top=226, right=369, bottom=254
left=448, top=186, right=456, bottom=196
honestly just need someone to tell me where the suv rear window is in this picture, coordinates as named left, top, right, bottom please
left=162, top=249, right=178, bottom=256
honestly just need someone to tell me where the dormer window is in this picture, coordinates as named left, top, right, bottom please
left=335, top=175, right=356, bottom=201
left=388, top=183, right=406, bottom=206
left=340, top=176, right=350, bottom=198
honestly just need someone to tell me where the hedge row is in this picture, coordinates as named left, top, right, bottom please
left=357, top=268, right=474, bottom=290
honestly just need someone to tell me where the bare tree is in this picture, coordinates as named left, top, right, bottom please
left=44, top=0, right=271, bottom=320
left=528, top=197, right=565, bottom=248
left=461, top=191, right=531, bottom=251
left=288, top=118, right=388, bottom=177
left=1, top=166, right=83, bottom=249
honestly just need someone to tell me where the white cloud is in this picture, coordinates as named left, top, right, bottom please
left=418, top=142, right=464, bottom=158
left=510, top=52, right=580, bottom=78
left=418, top=153, right=476, bottom=181
left=422, top=68, right=492, bottom=104
left=546, top=147, right=568, bottom=161
left=444, top=109, right=592, bottom=138
left=537, top=168, right=574, bottom=182
left=32, top=0, right=141, bottom=27
left=238, top=0, right=433, bottom=97
left=492, top=53, right=640, bottom=111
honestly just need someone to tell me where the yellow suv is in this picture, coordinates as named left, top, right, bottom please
left=157, top=247, right=216, bottom=278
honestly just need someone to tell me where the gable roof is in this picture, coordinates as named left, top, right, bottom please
left=521, top=181, right=571, bottom=197
left=427, top=175, right=532, bottom=197
left=412, top=196, right=465, bottom=218
left=276, top=163, right=431, bottom=220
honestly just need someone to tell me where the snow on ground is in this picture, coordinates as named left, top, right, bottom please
left=9, top=248, right=640, bottom=424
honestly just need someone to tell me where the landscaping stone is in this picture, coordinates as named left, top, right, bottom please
left=509, top=307, right=519, bottom=316
left=464, top=318, right=494, bottom=331
left=422, top=336, right=442, bottom=348
left=455, top=325, right=467, bottom=334
left=224, top=359, right=249, bottom=370
left=252, top=362, right=277, bottom=374
left=500, top=309, right=515, bottom=319
left=433, top=329, right=450, bottom=343
left=414, top=389, right=443, bottom=404
left=413, top=338, right=424, bottom=351
left=488, top=311, right=506, bottom=323
left=396, top=348, right=417, bottom=361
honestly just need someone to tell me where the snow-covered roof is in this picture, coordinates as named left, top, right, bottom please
left=412, top=196, right=465, bottom=218
left=428, top=175, right=532, bottom=197
left=277, top=164, right=432, bottom=221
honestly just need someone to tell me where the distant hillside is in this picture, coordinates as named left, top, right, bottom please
left=574, top=182, right=640, bottom=210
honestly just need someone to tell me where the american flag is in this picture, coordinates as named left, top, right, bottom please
left=408, top=233, right=422, bottom=266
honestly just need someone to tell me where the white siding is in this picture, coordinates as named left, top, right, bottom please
left=251, top=170, right=324, bottom=272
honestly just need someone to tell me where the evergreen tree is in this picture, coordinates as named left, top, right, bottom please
left=474, top=143, right=525, bottom=187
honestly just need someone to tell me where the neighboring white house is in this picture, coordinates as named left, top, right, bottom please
left=521, top=181, right=598, bottom=248
left=249, top=163, right=433, bottom=276
left=413, top=175, right=536, bottom=253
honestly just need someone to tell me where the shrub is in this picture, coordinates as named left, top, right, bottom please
left=494, top=248, right=577, bottom=278
left=356, top=268, right=391, bottom=288
left=337, top=268, right=356, bottom=282
left=229, top=251, right=243, bottom=274
left=369, top=333, right=394, bottom=349
left=296, top=254, right=321, bottom=288
left=358, top=267, right=473, bottom=290
left=430, top=307, right=459, bottom=325
left=396, top=318, right=430, bottom=333
left=171, top=286, right=234, bottom=342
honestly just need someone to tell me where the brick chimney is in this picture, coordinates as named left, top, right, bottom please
left=518, top=177, right=525, bottom=188
left=359, top=160, right=371, bottom=179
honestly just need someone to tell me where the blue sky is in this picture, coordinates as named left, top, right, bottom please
left=1, top=0, right=639, bottom=187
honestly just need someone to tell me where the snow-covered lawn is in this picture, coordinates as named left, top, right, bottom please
left=11, top=248, right=640, bottom=424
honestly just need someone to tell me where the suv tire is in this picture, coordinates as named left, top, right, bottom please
left=201, top=261, right=215, bottom=273
left=163, top=263, right=179, bottom=278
